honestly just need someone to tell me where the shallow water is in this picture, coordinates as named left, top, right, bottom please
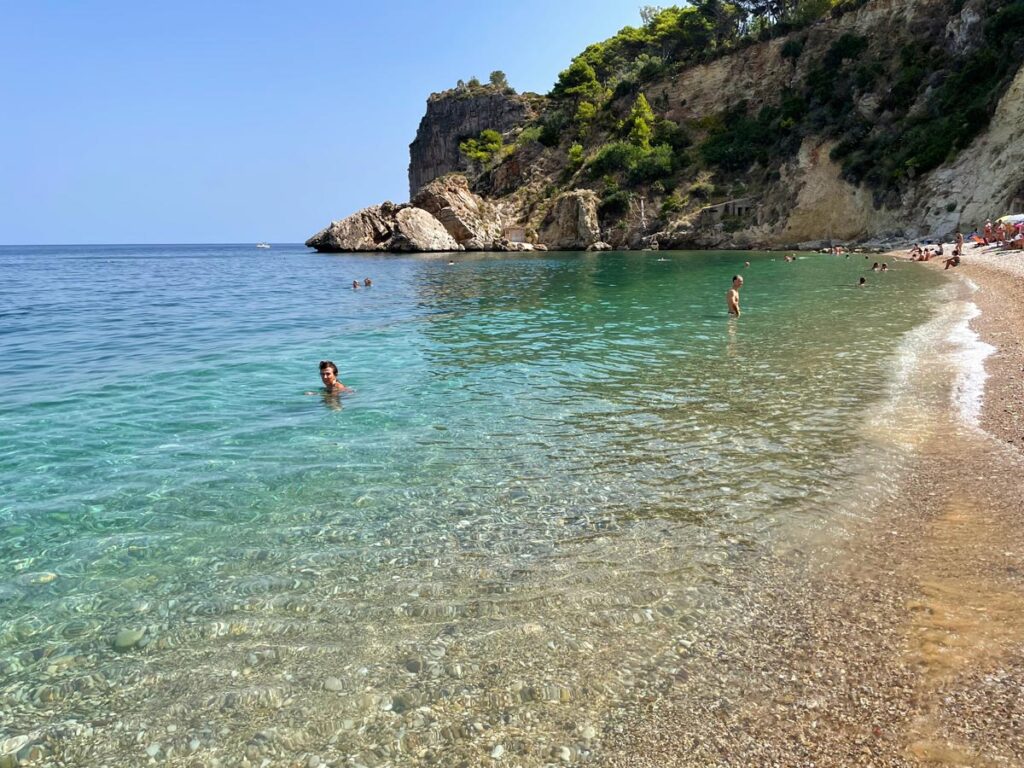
left=0, top=245, right=950, bottom=765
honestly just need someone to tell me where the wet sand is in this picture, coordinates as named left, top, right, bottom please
left=603, top=249, right=1024, bottom=766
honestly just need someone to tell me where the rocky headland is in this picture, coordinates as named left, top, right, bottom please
left=307, top=0, right=1024, bottom=253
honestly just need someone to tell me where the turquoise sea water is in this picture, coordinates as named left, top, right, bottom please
left=0, top=244, right=950, bottom=765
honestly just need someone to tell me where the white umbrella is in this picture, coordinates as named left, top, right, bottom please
left=997, top=213, right=1024, bottom=224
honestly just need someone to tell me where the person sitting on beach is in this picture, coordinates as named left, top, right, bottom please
left=308, top=360, right=351, bottom=396
left=726, top=275, right=743, bottom=317
left=909, top=244, right=922, bottom=260
left=943, top=254, right=962, bottom=270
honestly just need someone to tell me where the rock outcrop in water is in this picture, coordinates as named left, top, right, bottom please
left=411, top=174, right=503, bottom=250
left=304, top=202, right=461, bottom=253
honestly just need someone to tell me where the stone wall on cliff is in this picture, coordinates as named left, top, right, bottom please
left=408, top=90, right=535, bottom=198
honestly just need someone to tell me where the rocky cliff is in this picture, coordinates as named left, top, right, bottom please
left=308, top=0, right=1024, bottom=253
left=407, top=89, right=536, bottom=198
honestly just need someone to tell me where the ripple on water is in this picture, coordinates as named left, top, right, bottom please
left=0, top=246, right=952, bottom=764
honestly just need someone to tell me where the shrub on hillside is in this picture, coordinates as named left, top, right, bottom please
left=459, top=129, right=504, bottom=165
left=629, top=144, right=675, bottom=183
left=589, top=141, right=644, bottom=177
left=599, top=189, right=631, bottom=219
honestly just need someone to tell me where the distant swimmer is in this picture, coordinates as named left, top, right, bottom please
left=871, top=262, right=879, bottom=271
left=881, top=263, right=889, bottom=272
left=744, top=261, right=751, bottom=268
left=307, top=360, right=351, bottom=396
left=726, top=275, right=743, bottom=317
left=364, top=277, right=372, bottom=287
left=352, top=280, right=359, bottom=290
left=858, top=276, right=867, bottom=287
left=448, top=260, right=455, bottom=265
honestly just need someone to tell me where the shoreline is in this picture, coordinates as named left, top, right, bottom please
left=604, top=246, right=1024, bottom=766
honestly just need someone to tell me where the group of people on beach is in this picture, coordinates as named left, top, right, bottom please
left=981, top=218, right=1024, bottom=248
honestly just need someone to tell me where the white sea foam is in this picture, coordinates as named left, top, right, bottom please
left=862, top=279, right=994, bottom=454
left=948, top=302, right=995, bottom=427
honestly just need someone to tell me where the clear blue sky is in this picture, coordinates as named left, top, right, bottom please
left=0, top=1, right=645, bottom=244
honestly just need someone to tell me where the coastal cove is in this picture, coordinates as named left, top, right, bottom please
left=4, top=244, right=1018, bottom=766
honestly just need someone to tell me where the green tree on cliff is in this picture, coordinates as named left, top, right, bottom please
left=551, top=60, right=603, bottom=102
left=489, top=70, right=511, bottom=90
left=459, top=129, right=505, bottom=167
left=626, top=93, right=655, bottom=149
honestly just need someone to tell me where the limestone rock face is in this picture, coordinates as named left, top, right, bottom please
left=408, top=90, right=534, bottom=197
left=911, top=64, right=1024, bottom=239
left=412, top=174, right=502, bottom=249
left=772, top=138, right=900, bottom=244
left=539, top=191, right=601, bottom=250
left=304, top=204, right=397, bottom=252
left=390, top=207, right=462, bottom=252
left=945, top=0, right=984, bottom=55
left=305, top=202, right=460, bottom=253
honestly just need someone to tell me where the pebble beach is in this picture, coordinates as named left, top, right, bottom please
left=604, top=245, right=1024, bottom=767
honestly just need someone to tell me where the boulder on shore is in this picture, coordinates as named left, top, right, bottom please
left=305, top=202, right=461, bottom=253
left=539, top=191, right=600, bottom=250
left=412, top=174, right=503, bottom=250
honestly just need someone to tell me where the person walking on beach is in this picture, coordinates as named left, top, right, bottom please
left=726, top=275, right=743, bottom=317
left=955, top=231, right=964, bottom=256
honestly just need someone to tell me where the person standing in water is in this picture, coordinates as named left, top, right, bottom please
left=726, top=275, right=743, bottom=317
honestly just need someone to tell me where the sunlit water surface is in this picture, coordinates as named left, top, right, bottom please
left=0, top=245, right=951, bottom=765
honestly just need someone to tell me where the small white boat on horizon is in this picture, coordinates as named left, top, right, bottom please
left=256, top=242, right=271, bottom=249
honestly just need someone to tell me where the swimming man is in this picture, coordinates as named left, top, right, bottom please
left=312, top=360, right=350, bottom=395
left=726, top=275, right=743, bottom=317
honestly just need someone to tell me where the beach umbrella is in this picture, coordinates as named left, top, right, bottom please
left=996, top=213, right=1024, bottom=225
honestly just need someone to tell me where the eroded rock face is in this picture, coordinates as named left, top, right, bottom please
left=539, top=191, right=601, bottom=250
left=304, top=204, right=397, bottom=252
left=305, top=202, right=460, bottom=253
left=408, top=90, right=534, bottom=197
left=412, top=174, right=502, bottom=250
left=390, top=207, right=462, bottom=252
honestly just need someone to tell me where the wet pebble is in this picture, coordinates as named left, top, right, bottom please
left=113, top=628, right=145, bottom=652
left=323, top=677, right=344, bottom=692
